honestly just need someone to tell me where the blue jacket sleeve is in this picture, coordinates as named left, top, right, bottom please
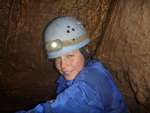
left=16, top=81, right=104, bottom=113
left=49, top=81, right=104, bottom=113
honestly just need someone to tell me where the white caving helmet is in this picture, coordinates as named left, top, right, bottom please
left=44, top=16, right=90, bottom=59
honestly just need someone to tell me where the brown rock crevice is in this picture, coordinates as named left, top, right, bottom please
left=0, top=0, right=150, bottom=113
left=96, top=0, right=150, bottom=113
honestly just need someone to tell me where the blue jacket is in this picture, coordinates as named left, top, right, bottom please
left=16, top=60, right=128, bottom=113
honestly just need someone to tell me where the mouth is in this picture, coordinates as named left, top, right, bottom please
left=63, top=71, right=71, bottom=74
left=62, top=70, right=73, bottom=75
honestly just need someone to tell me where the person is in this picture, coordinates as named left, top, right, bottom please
left=16, top=16, right=129, bottom=113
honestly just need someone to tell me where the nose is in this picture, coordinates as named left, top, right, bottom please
left=60, top=58, right=68, bottom=71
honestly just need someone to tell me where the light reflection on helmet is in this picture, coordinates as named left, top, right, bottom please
left=44, top=16, right=90, bottom=59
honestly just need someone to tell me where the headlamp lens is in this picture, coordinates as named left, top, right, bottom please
left=46, top=39, right=63, bottom=52
left=51, top=42, right=58, bottom=48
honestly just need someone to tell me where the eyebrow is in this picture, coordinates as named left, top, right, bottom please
left=66, top=53, right=75, bottom=56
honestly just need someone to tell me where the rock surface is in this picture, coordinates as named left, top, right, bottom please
left=96, top=0, right=150, bottom=113
left=0, top=0, right=149, bottom=113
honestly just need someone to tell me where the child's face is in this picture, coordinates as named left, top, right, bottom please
left=55, top=50, right=85, bottom=80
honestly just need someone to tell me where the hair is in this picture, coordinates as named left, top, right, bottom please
left=79, top=46, right=92, bottom=63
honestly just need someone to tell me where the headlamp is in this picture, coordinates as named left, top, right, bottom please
left=51, top=42, right=58, bottom=48
left=46, top=39, right=63, bottom=51
left=46, top=34, right=89, bottom=52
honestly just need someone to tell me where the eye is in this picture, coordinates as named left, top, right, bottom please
left=67, top=54, right=75, bottom=59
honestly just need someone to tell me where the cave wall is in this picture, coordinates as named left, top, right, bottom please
left=0, top=0, right=150, bottom=113
left=0, top=0, right=59, bottom=112
left=96, top=0, right=150, bottom=113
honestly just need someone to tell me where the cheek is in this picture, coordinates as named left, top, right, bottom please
left=71, top=58, right=84, bottom=70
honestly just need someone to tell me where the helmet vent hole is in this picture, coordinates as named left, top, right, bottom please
left=66, top=30, right=70, bottom=33
left=72, top=28, right=75, bottom=31
left=67, top=25, right=70, bottom=28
